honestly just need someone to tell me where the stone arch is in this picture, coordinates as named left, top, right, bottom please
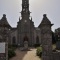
left=12, top=36, right=16, bottom=45
left=23, top=36, right=29, bottom=47
left=36, top=36, right=39, bottom=44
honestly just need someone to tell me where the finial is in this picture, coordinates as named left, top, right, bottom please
left=3, top=14, right=6, bottom=18
left=43, top=14, right=47, bottom=18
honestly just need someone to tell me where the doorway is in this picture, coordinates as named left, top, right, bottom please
left=23, top=36, right=29, bottom=47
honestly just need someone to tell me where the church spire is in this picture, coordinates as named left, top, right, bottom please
left=22, top=0, right=29, bottom=4
left=21, top=0, right=30, bottom=19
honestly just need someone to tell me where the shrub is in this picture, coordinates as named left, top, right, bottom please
left=36, top=47, right=42, bottom=57
left=8, top=48, right=16, bottom=59
left=8, top=44, right=17, bottom=50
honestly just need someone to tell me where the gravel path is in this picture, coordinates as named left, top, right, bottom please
left=9, top=48, right=41, bottom=60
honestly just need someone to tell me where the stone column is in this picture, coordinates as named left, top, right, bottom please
left=39, top=14, right=53, bottom=60
left=5, top=37, right=8, bottom=60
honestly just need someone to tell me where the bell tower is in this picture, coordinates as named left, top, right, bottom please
left=21, top=0, right=30, bottom=20
left=17, top=0, right=34, bottom=47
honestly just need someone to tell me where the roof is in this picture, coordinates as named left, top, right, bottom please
left=11, top=28, right=17, bottom=31
left=11, top=27, right=17, bottom=33
left=40, top=14, right=51, bottom=25
left=0, top=14, right=11, bottom=28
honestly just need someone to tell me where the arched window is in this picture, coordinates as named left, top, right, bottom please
left=12, top=36, right=16, bottom=44
left=36, top=36, right=39, bottom=44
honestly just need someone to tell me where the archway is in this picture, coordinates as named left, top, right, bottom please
left=23, top=36, right=29, bottom=48
left=24, top=36, right=28, bottom=41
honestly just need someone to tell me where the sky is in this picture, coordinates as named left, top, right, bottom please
left=0, top=0, right=60, bottom=31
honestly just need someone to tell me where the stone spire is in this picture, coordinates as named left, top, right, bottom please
left=21, top=0, right=30, bottom=19
left=41, top=14, right=51, bottom=24
left=0, top=14, right=11, bottom=28
left=39, top=14, right=53, bottom=28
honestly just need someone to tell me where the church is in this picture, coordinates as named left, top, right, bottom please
left=0, top=0, right=52, bottom=47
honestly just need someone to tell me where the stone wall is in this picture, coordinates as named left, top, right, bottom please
left=10, top=29, right=17, bottom=45
left=0, top=53, right=5, bottom=60
left=52, top=52, right=60, bottom=60
left=34, top=28, right=41, bottom=44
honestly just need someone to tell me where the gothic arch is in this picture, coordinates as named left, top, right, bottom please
left=23, top=36, right=28, bottom=41
left=23, top=36, right=29, bottom=46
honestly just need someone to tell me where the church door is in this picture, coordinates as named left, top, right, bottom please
left=23, top=36, right=29, bottom=47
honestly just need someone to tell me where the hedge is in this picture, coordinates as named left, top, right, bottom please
left=36, top=47, right=42, bottom=57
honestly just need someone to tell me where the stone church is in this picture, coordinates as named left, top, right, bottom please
left=0, top=0, right=52, bottom=47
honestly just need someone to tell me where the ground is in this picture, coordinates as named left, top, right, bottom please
left=9, top=48, right=41, bottom=60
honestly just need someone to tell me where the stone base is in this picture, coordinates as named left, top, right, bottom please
left=42, top=55, right=52, bottom=60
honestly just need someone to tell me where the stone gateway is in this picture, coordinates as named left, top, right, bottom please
left=0, top=0, right=60, bottom=60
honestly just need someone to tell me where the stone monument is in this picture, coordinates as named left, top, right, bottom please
left=39, top=14, right=53, bottom=60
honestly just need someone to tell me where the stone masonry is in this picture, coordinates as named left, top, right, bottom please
left=39, top=14, right=53, bottom=60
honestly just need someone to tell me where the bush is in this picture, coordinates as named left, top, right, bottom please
left=8, top=44, right=17, bottom=50
left=36, top=47, right=42, bottom=57
left=8, top=48, right=16, bottom=59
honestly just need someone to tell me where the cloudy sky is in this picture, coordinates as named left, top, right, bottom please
left=0, top=0, right=60, bottom=31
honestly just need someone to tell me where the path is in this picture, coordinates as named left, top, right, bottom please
left=9, top=48, right=41, bottom=60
